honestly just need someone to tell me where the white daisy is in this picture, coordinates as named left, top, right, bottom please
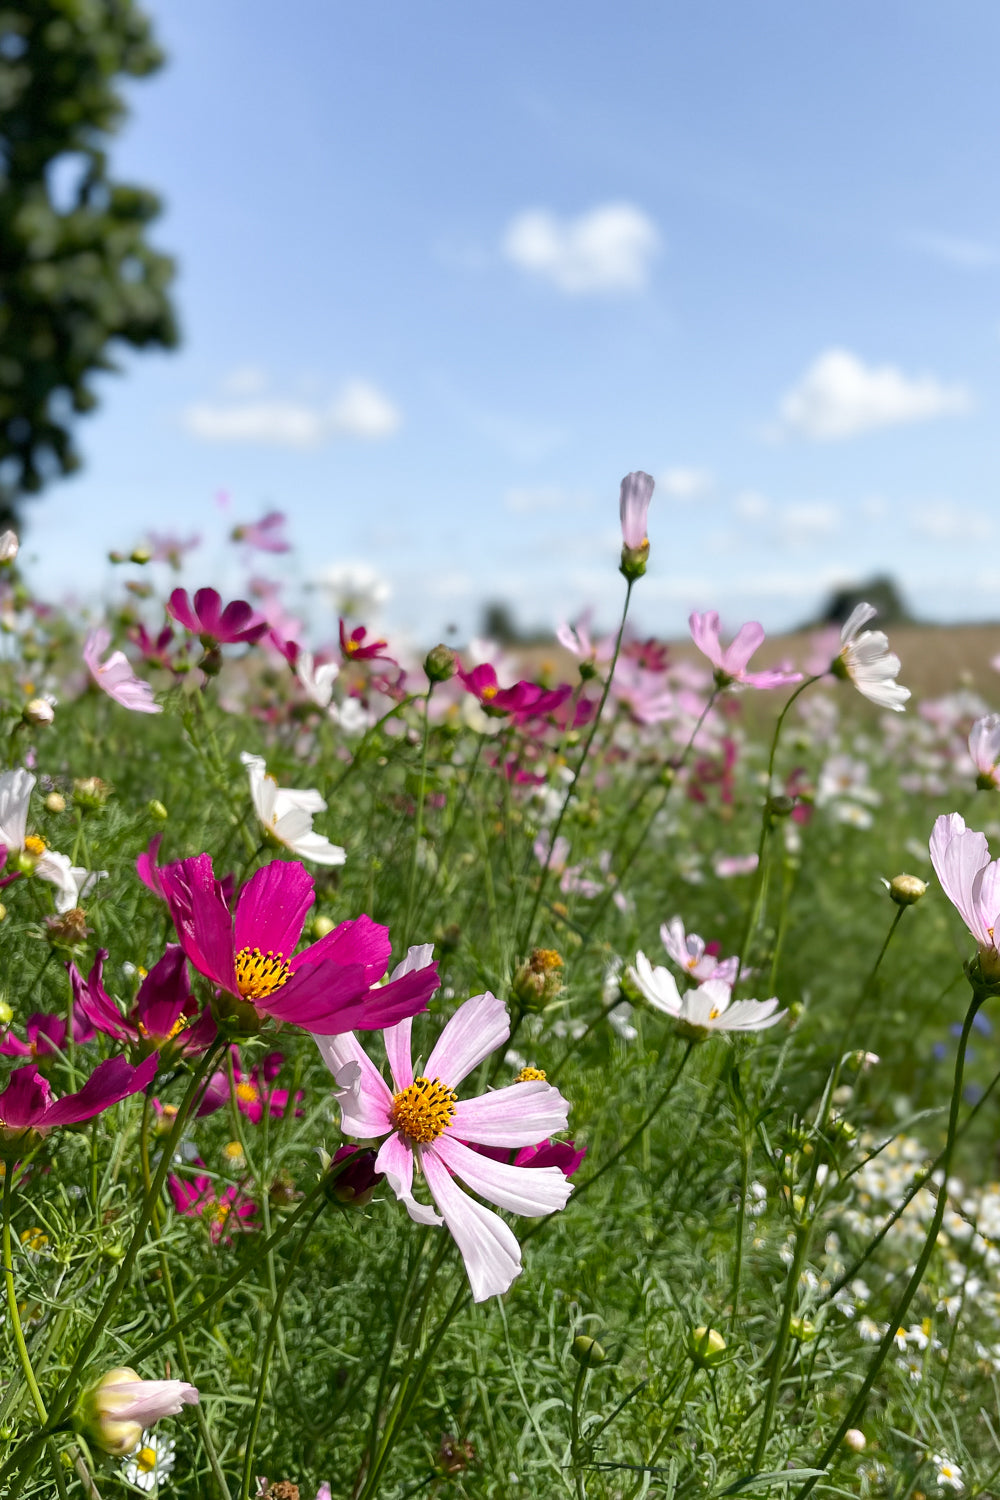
left=933, top=1453, right=964, bottom=1492
left=833, top=603, right=910, bottom=712
left=241, top=753, right=346, bottom=866
left=123, top=1432, right=176, bottom=1492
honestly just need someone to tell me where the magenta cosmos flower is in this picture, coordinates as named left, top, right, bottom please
left=929, top=812, right=1000, bottom=980
left=317, top=962, right=573, bottom=1301
left=0, top=1056, right=158, bottom=1158
left=689, top=611, right=802, bottom=691
left=459, top=663, right=570, bottom=721
left=139, top=853, right=439, bottom=1035
left=168, top=1163, right=258, bottom=1244
left=83, top=626, right=162, bottom=714
left=166, top=587, right=268, bottom=646
left=231, top=509, right=290, bottom=553
left=69, top=947, right=216, bottom=1059
left=0, top=1003, right=95, bottom=1060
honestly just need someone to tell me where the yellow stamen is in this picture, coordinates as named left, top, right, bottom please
left=235, top=1081, right=259, bottom=1104
left=23, top=835, right=46, bottom=856
left=390, top=1076, right=457, bottom=1145
left=137, top=1446, right=157, bottom=1473
left=480, top=684, right=498, bottom=700
left=234, top=947, right=291, bottom=1001
left=516, top=1066, right=547, bottom=1082
left=708, top=1008, right=720, bottom=1020
left=19, top=1227, right=47, bottom=1253
left=211, top=1201, right=232, bottom=1229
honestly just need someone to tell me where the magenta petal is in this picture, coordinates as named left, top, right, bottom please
left=42, top=1053, right=158, bottom=1127
left=70, top=952, right=135, bottom=1043
left=166, top=588, right=200, bottom=632
left=193, top=588, right=223, bottom=633
left=135, top=946, right=194, bottom=1040
left=281, top=960, right=438, bottom=1035
left=136, top=833, right=166, bottom=898
left=160, top=856, right=237, bottom=992
left=0, top=1066, right=52, bottom=1128
left=234, top=861, right=314, bottom=958
left=290, top=913, right=391, bottom=976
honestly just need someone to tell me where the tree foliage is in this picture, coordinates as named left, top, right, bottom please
left=0, top=0, right=177, bottom=518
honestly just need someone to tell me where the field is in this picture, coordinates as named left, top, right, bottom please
left=2, top=500, right=1000, bottom=1500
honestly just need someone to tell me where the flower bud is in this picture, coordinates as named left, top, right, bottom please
left=688, top=1326, right=727, bottom=1367
left=0, top=531, right=19, bottom=564
left=619, top=540, right=650, bottom=582
left=44, top=792, right=66, bottom=813
left=324, top=1145, right=383, bottom=1207
left=789, top=1316, right=817, bottom=1342
left=148, top=799, right=168, bottom=821
left=22, top=699, right=53, bottom=727
left=511, top=948, right=564, bottom=1013
left=79, top=1368, right=198, bottom=1456
left=887, top=873, right=927, bottom=907
left=313, top=915, right=336, bottom=939
left=199, top=646, right=223, bottom=676
left=0, top=1000, right=12, bottom=1025
left=129, top=547, right=152, bottom=565
left=424, top=643, right=457, bottom=683
left=571, top=1334, right=606, bottom=1366
left=74, top=777, right=112, bottom=810
left=843, top=1428, right=867, bottom=1452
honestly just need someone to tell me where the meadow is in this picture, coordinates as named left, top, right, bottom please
left=2, top=478, right=1000, bottom=1500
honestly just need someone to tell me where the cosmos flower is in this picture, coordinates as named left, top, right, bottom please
left=83, top=1368, right=198, bottom=1456
left=83, top=626, right=161, bottom=714
left=832, top=603, right=910, bottom=712
left=629, top=956, right=784, bottom=1040
left=929, top=812, right=1000, bottom=979
left=69, top=947, right=216, bottom=1059
left=969, top=713, right=1000, bottom=789
left=317, top=960, right=572, bottom=1301
left=619, top=470, right=654, bottom=549
left=0, top=1056, right=159, bottom=1158
left=0, top=1003, right=95, bottom=1059
left=659, top=917, right=739, bottom=985
left=241, top=753, right=346, bottom=866
left=0, top=768, right=105, bottom=912
left=458, top=663, right=570, bottom=721
left=168, top=1166, right=258, bottom=1245
left=166, top=588, right=268, bottom=646
left=295, top=650, right=340, bottom=710
left=689, top=612, right=803, bottom=691
left=339, top=619, right=394, bottom=664
left=231, top=510, right=290, bottom=553
left=139, top=852, right=439, bottom=1035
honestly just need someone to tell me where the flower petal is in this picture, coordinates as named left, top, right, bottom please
left=420, top=1146, right=523, bottom=1302
left=375, top=1131, right=441, bottom=1225
left=435, top=1133, right=573, bottom=1216
left=314, top=1031, right=393, bottom=1137
left=234, top=860, right=313, bottom=958
left=424, top=992, right=509, bottom=1089
left=451, top=1080, right=570, bottom=1146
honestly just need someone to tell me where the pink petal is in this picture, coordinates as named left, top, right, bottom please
left=42, top=1053, right=158, bottom=1127
left=424, top=992, right=509, bottom=1088
left=291, top=912, right=391, bottom=976
left=434, top=1134, right=572, bottom=1216
left=375, top=1132, right=441, bottom=1225
left=384, top=1018, right=414, bottom=1092
left=930, top=813, right=991, bottom=942
left=688, top=611, right=723, bottom=670
left=314, top=1031, right=393, bottom=1137
left=0, top=1066, right=52, bottom=1128
left=100, top=1378, right=199, bottom=1423
left=420, top=1147, right=522, bottom=1302
left=721, top=620, right=765, bottom=675
left=234, top=860, right=313, bottom=958
left=451, top=1080, right=570, bottom=1146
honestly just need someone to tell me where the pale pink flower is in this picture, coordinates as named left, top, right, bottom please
left=689, top=612, right=802, bottom=690
left=84, top=1367, right=198, bottom=1455
left=556, top=611, right=613, bottom=668
left=619, top=471, right=654, bottom=549
left=83, top=627, right=161, bottom=714
left=232, top=510, right=290, bottom=553
left=630, top=956, right=784, bottom=1040
left=660, top=917, right=739, bottom=985
left=929, top=812, right=1000, bottom=978
left=834, top=604, right=909, bottom=711
left=316, top=953, right=572, bottom=1301
left=969, top=714, right=1000, bottom=789
left=714, top=852, right=759, bottom=878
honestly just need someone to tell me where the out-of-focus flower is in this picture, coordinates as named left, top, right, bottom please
left=556, top=612, right=613, bottom=675
left=0, top=1004, right=95, bottom=1059
left=933, top=1454, right=964, bottom=1492
left=70, top=947, right=216, bottom=1059
left=169, top=1166, right=258, bottom=1244
left=689, top=612, right=802, bottom=690
left=318, top=963, right=572, bottom=1301
left=714, top=852, right=759, bottom=878
left=929, top=812, right=1000, bottom=979
left=129, top=623, right=175, bottom=672
left=22, top=698, right=54, bottom=726
left=630, top=956, right=784, bottom=1040
left=123, top=1431, right=176, bottom=1492
left=167, top=587, right=268, bottom=646
left=139, top=851, right=439, bottom=1035
left=241, top=753, right=345, bottom=866
left=0, top=530, right=19, bottom=563
left=83, top=626, right=161, bottom=714
left=146, top=531, right=201, bottom=568
left=659, top=917, right=739, bottom=985
left=81, top=1368, right=198, bottom=1456
left=0, top=1057, right=159, bottom=1158
left=832, top=603, right=910, bottom=712
left=232, top=510, right=290, bottom=553
left=459, top=663, right=570, bottom=721
left=339, top=619, right=394, bottom=664
left=970, top=713, right=1000, bottom=789
left=198, top=1047, right=301, bottom=1124
left=0, top=769, right=107, bottom=910
left=295, top=651, right=340, bottom=709
left=319, top=561, right=391, bottom=618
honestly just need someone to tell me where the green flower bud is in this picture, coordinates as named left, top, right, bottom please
left=571, top=1334, right=606, bottom=1367
left=148, top=799, right=168, bottom=821
left=887, top=873, right=927, bottom=906
left=424, top=644, right=457, bottom=683
left=688, top=1326, right=727, bottom=1367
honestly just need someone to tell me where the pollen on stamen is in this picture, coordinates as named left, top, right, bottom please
left=234, top=946, right=292, bottom=1001
left=516, top=1065, right=547, bottom=1082
left=390, top=1075, right=457, bottom=1145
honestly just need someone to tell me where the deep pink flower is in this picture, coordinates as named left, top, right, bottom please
left=198, top=1046, right=301, bottom=1124
left=619, top=471, right=654, bottom=549
left=328, top=1144, right=383, bottom=1205
left=166, top=588, right=268, bottom=647
left=232, top=510, right=290, bottom=553
left=0, top=1004, right=95, bottom=1060
left=0, top=1056, right=158, bottom=1156
left=689, top=611, right=803, bottom=690
left=459, top=663, right=571, bottom=721
left=475, top=1138, right=587, bottom=1176
left=339, top=620, right=394, bottom=664
left=139, top=853, right=439, bottom=1035
left=128, top=622, right=175, bottom=671
left=83, top=626, right=162, bottom=714
left=69, top=947, right=217, bottom=1059
left=168, top=1165, right=258, bottom=1244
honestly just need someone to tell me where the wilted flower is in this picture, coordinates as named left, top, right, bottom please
left=832, top=603, right=910, bottom=712
left=241, top=753, right=345, bottom=866
left=83, top=626, right=161, bottom=714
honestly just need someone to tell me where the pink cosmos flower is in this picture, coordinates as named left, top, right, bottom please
left=714, top=852, right=759, bottom=878
left=146, top=531, right=201, bottom=568
left=339, top=619, right=395, bottom=664
left=317, top=968, right=573, bottom=1301
left=459, top=663, right=570, bottom=721
left=0, top=1056, right=159, bottom=1156
left=660, top=918, right=739, bottom=985
left=139, top=853, right=439, bottom=1035
left=556, top=612, right=614, bottom=670
left=969, top=714, right=1000, bottom=790
left=929, top=812, right=1000, bottom=979
left=85, top=1368, right=198, bottom=1456
left=232, top=510, right=290, bottom=553
left=689, top=612, right=803, bottom=691
left=83, top=627, right=162, bottom=714
left=197, top=1047, right=301, bottom=1124
left=619, top=471, right=655, bottom=549
left=168, top=1166, right=258, bottom=1244
left=0, top=1004, right=95, bottom=1060
left=166, top=588, right=268, bottom=646
left=533, top=834, right=603, bottom=899
left=69, top=947, right=216, bottom=1059
left=475, top=1138, right=587, bottom=1176
left=128, top=623, right=175, bottom=672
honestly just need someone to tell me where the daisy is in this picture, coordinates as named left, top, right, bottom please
left=241, top=753, right=345, bottom=866
left=629, top=955, right=784, bottom=1040
left=316, top=960, right=573, bottom=1301
left=123, top=1432, right=176, bottom=1492
left=933, top=1454, right=964, bottom=1492
left=832, top=603, right=910, bottom=711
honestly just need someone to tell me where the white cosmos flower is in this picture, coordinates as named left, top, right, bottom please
left=833, top=603, right=910, bottom=712
left=241, top=753, right=346, bottom=866
left=970, top=713, right=1000, bottom=789
left=295, top=650, right=340, bottom=710
left=0, top=767, right=34, bottom=851
left=629, top=954, right=785, bottom=1040
left=123, top=1431, right=176, bottom=1492
left=36, top=850, right=107, bottom=913
left=0, top=769, right=105, bottom=910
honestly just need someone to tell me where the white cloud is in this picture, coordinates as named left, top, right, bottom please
left=776, top=348, right=971, bottom=441
left=910, top=232, right=999, bottom=269
left=911, top=503, right=991, bottom=542
left=658, top=467, right=712, bottom=500
left=502, top=202, right=660, bottom=294
left=183, top=379, right=401, bottom=447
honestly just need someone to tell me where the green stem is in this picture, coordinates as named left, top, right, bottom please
left=3, top=1169, right=48, bottom=1425
left=403, top=684, right=435, bottom=946
left=751, top=1219, right=812, bottom=1469
left=568, top=1357, right=590, bottom=1500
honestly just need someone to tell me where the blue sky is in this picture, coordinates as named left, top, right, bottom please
left=32, top=0, right=1000, bottom=643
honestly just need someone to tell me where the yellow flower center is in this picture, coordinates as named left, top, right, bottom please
left=223, top=1140, right=245, bottom=1164
left=235, top=1081, right=259, bottom=1104
left=516, top=1066, right=547, bottom=1082
left=480, top=684, right=498, bottom=700
left=23, top=835, right=46, bottom=856
left=345, top=638, right=360, bottom=654
left=19, top=1227, right=47, bottom=1253
left=211, top=1201, right=231, bottom=1229
left=390, top=1076, right=457, bottom=1145
left=137, top=1446, right=158, bottom=1473
left=533, top=949, right=563, bottom=973
left=234, top=947, right=291, bottom=1001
